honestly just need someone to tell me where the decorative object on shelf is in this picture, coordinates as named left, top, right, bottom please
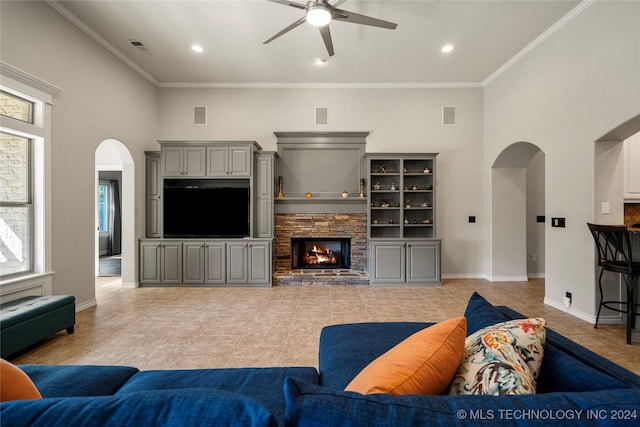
left=379, top=165, right=389, bottom=174
left=277, top=176, right=284, bottom=198
left=423, top=219, right=431, bottom=224
left=422, top=201, right=430, bottom=207
left=359, top=179, right=365, bottom=198
left=373, top=219, right=378, bottom=224
left=373, top=182, right=381, bottom=191
left=405, top=199, right=411, bottom=208
left=411, top=184, right=418, bottom=190
left=395, top=202, right=400, bottom=207
left=403, top=167, right=408, bottom=174
left=342, top=191, right=348, bottom=198
left=413, top=219, right=418, bottom=224
left=404, top=217, right=409, bottom=224
left=425, top=184, right=433, bottom=190
left=380, top=200, right=390, bottom=208
left=423, top=168, right=431, bottom=174
left=390, top=182, right=397, bottom=190
left=305, top=192, right=313, bottom=198
left=389, top=219, right=396, bottom=224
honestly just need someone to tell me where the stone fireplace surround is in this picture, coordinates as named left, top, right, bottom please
left=274, top=213, right=368, bottom=285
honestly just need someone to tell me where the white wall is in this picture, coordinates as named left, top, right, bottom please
left=526, top=151, right=545, bottom=277
left=484, top=0, right=640, bottom=318
left=157, top=87, right=486, bottom=277
left=0, top=1, right=158, bottom=308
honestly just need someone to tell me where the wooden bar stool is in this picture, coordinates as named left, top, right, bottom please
left=587, top=223, right=640, bottom=344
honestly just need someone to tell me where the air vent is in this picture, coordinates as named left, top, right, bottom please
left=442, top=106, right=456, bottom=125
left=315, top=107, right=328, bottom=126
left=194, top=106, right=207, bottom=125
left=127, top=39, right=151, bottom=55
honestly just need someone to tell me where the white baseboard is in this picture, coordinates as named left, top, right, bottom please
left=542, top=297, right=614, bottom=324
left=120, top=281, right=139, bottom=289
left=487, top=275, right=529, bottom=282
left=527, top=273, right=545, bottom=279
left=441, top=273, right=488, bottom=280
left=76, top=298, right=97, bottom=312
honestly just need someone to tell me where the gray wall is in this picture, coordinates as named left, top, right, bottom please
left=157, top=87, right=486, bottom=277
left=0, top=1, right=158, bottom=308
left=484, top=0, right=640, bottom=318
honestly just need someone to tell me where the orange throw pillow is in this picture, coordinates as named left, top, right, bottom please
left=345, top=317, right=466, bottom=395
left=0, top=358, right=42, bottom=401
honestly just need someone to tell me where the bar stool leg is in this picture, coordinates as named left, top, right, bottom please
left=626, top=276, right=633, bottom=344
left=595, top=268, right=606, bottom=329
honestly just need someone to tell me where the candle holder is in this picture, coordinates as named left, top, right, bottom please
left=277, top=176, right=284, bottom=198
left=359, top=179, right=365, bottom=198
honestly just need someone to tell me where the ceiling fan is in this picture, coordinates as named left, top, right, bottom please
left=263, top=0, right=398, bottom=57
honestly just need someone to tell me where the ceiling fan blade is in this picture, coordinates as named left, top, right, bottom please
left=266, top=0, right=307, bottom=11
left=264, top=16, right=307, bottom=44
left=332, top=8, right=397, bottom=30
left=329, top=0, right=349, bottom=7
left=319, top=25, right=335, bottom=57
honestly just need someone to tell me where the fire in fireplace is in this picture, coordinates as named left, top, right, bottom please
left=291, top=238, right=351, bottom=270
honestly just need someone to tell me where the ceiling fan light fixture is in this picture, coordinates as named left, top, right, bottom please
left=306, top=5, right=331, bottom=27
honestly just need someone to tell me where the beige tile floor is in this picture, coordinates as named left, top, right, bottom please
left=11, top=277, right=640, bottom=375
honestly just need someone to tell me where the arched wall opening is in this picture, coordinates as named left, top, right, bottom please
left=490, top=142, right=545, bottom=281
left=592, top=113, right=640, bottom=324
left=95, top=139, right=135, bottom=288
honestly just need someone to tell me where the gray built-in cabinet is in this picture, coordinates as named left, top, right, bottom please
left=367, top=154, right=442, bottom=285
left=140, top=141, right=274, bottom=287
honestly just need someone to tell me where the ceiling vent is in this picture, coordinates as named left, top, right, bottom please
left=127, top=39, right=152, bottom=55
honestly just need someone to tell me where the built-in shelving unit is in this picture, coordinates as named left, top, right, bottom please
left=367, top=153, right=441, bottom=285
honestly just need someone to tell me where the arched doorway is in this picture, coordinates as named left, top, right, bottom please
left=490, top=142, right=545, bottom=281
left=95, top=139, right=135, bottom=287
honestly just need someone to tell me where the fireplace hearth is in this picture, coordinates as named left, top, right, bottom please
left=291, top=238, right=351, bottom=270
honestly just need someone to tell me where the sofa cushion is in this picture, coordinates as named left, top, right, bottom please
left=0, top=359, right=41, bottom=401
left=345, top=317, right=466, bottom=396
left=463, top=292, right=510, bottom=335
left=449, top=318, right=546, bottom=396
left=1, top=388, right=276, bottom=427
left=19, top=365, right=139, bottom=397
left=285, top=378, right=640, bottom=427
left=319, top=322, right=431, bottom=389
left=117, top=366, right=318, bottom=426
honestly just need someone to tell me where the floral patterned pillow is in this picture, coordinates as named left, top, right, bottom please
left=448, top=318, right=546, bottom=396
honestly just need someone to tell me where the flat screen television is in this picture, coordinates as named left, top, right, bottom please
left=163, top=179, right=250, bottom=238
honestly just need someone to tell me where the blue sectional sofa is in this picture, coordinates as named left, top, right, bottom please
left=2, top=293, right=640, bottom=426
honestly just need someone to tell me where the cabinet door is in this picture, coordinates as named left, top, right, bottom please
left=183, top=243, right=205, bottom=284
left=139, top=242, right=161, bottom=283
left=146, top=153, right=161, bottom=237
left=256, top=198, right=272, bottom=238
left=228, top=146, right=251, bottom=177
left=624, top=136, right=640, bottom=199
left=204, top=242, right=226, bottom=284
left=226, top=242, right=248, bottom=283
left=256, top=155, right=273, bottom=198
left=206, top=146, right=228, bottom=176
left=255, top=154, right=274, bottom=238
left=161, top=242, right=183, bottom=284
left=162, top=147, right=183, bottom=177
left=370, top=241, right=405, bottom=283
left=248, top=242, right=271, bottom=284
left=406, top=241, right=441, bottom=283
left=183, top=147, right=206, bottom=177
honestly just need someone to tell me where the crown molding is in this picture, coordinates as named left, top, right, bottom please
left=483, top=0, right=595, bottom=87
left=157, top=81, right=483, bottom=89
left=0, top=62, right=63, bottom=98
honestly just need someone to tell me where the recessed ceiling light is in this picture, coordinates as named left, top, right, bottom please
left=313, top=58, right=327, bottom=65
left=191, top=45, right=204, bottom=53
left=441, top=44, right=454, bottom=53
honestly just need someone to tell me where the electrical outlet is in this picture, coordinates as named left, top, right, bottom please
left=564, top=292, right=572, bottom=308
left=552, top=217, right=566, bottom=228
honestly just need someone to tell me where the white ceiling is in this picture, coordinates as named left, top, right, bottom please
left=49, top=0, right=583, bottom=87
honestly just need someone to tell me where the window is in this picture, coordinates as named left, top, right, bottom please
left=97, top=182, right=110, bottom=233
left=0, top=132, right=32, bottom=276
left=0, top=90, right=34, bottom=124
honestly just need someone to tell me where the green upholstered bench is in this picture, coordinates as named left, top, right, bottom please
left=0, top=295, right=75, bottom=359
